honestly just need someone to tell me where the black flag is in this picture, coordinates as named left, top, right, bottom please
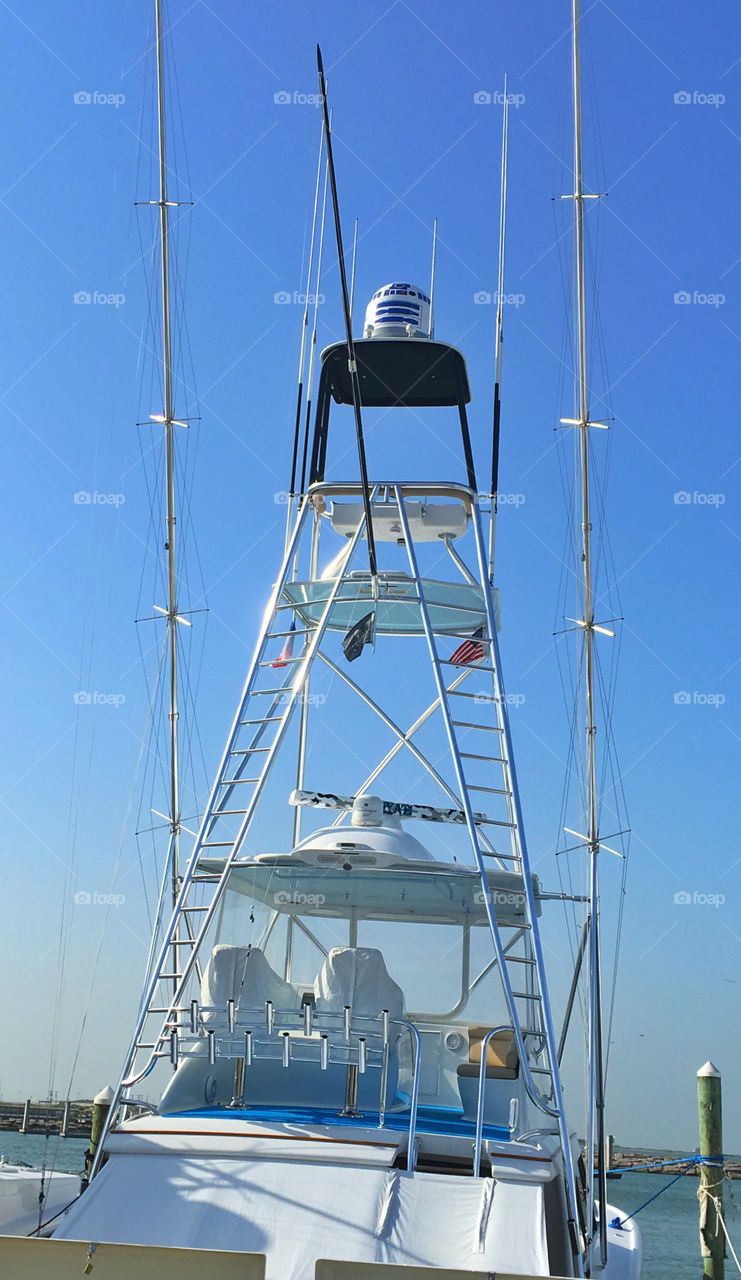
left=342, top=610, right=375, bottom=662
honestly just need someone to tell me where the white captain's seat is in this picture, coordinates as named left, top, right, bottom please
left=313, top=947, right=405, bottom=1023
left=201, top=944, right=300, bottom=1020
left=313, top=947, right=408, bottom=1113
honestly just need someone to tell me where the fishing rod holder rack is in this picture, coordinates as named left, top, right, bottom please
left=148, top=1001, right=538, bottom=1176
left=156, top=1000, right=423, bottom=1170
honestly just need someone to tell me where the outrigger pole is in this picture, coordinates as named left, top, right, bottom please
left=299, top=149, right=330, bottom=497
left=566, top=0, right=608, bottom=1266
left=153, top=0, right=187, bottom=995
left=287, top=114, right=325, bottom=538
left=349, top=217, right=359, bottom=320
left=316, top=45, right=378, bottom=584
left=487, top=74, right=509, bottom=586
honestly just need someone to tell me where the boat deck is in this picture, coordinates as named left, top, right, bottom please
left=175, top=1103, right=511, bottom=1143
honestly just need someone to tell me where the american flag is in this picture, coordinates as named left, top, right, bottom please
left=450, top=626, right=485, bottom=666
left=272, top=620, right=296, bottom=668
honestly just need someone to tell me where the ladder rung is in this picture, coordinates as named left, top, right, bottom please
left=449, top=690, right=498, bottom=703
left=270, top=627, right=312, bottom=639
left=478, top=818, right=517, bottom=829
left=156, top=974, right=181, bottom=981
left=451, top=720, right=503, bottom=732
left=522, top=1028, right=547, bottom=1037
left=231, top=746, right=271, bottom=755
left=469, top=784, right=511, bottom=796
left=219, top=777, right=259, bottom=786
left=192, top=874, right=220, bottom=882
left=259, top=656, right=303, bottom=668
left=446, top=632, right=492, bottom=642
left=510, top=991, right=542, bottom=1000
left=507, top=953, right=535, bottom=963
left=200, top=841, right=234, bottom=848
left=441, top=660, right=496, bottom=674
left=252, top=687, right=290, bottom=697
left=210, top=808, right=248, bottom=817
left=479, top=849, right=519, bottom=861
left=530, top=1066, right=553, bottom=1075
left=241, top=716, right=282, bottom=725
left=182, top=905, right=210, bottom=912
left=460, top=752, right=507, bottom=763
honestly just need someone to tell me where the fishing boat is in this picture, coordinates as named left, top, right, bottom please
left=5, top=2, right=642, bottom=1276
left=0, top=1158, right=79, bottom=1238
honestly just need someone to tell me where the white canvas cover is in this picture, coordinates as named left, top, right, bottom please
left=54, top=1153, right=549, bottom=1278
left=201, top=946, right=299, bottom=1018
left=313, top=948, right=404, bottom=1023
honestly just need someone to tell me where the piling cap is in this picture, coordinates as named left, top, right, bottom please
left=697, top=1061, right=721, bottom=1078
left=93, top=1084, right=115, bottom=1104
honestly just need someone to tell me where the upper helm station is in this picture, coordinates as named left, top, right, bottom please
left=308, top=282, right=477, bottom=494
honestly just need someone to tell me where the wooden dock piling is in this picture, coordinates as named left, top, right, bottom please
left=698, top=1060, right=724, bottom=1279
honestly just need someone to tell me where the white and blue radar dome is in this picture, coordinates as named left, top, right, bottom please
left=364, top=283, right=431, bottom=339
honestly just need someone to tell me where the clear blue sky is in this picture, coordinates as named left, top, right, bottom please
left=0, top=0, right=739, bottom=1155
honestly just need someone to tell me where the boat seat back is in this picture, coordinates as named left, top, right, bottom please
left=462, top=1025, right=519, bottom=1079
left=313, top=947, right=405, bottom=1026
left=200, top=945, right=300, bottom=1020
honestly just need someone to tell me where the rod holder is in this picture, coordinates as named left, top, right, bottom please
left=343, top=1005, right=351, bottom=1040
left=282, top=1031, right=291, bottom=1068
left=230, top=1059, right=245, bottom=1108
left=190, top=999, right=199, bottom=1034
left=244, top=1030, right=253, bottom=1067
left=207, top=1029, right=216, bottom=1065
left=304, top=1003, right=313, bottom=1037
left=320, top=1033, right=329, bottom=1070
left=169, top=1031, right=179, bottom=1066
left=266, top=1000, right=274, bottom=1034
left=358, top=1037, right=367, bottom=1074
left=227, top=999, right=236, bottom=1033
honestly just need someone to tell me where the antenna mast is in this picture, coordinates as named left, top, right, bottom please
left=488, top=75, right=509, bottom=585
left=568, top=0, right=608, bottom=1265
left=154, top=0, right=185, bottom=988
left=428, top=217, right=438, bottom=338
